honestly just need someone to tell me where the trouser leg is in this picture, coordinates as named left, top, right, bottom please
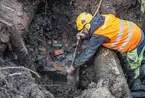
left=131, top=52, right=145, bottom=98
left=126, top=49, right=140, bottom=85
left=124, top=48, right=144, bottom=88
left=140, top=50, right=145, bottom=82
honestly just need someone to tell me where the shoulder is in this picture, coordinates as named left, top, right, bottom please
left=90, top=15, right=105, bottom=24
left=89, top=16, right=105, bottom=33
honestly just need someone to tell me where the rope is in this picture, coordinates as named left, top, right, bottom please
left=93, top=0, right=103, bottom=17
left=70, top=38, right=79, bottom=67
left=0, top=66, right=41, bottom=78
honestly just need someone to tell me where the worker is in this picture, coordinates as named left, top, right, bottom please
left=67, top=12, right=145, bottom=90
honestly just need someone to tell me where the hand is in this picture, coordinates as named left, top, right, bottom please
left=67, top=66, right=75, bottom=75
left=76, top=32, right=85, bottom=40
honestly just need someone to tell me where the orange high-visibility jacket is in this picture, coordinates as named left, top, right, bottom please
left=93, top=14, right=142, bottom=52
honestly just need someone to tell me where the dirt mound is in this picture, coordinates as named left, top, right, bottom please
left=79, top=87, right=115, bottom=98
left=0, top=58, right=54, bottom=98
left=0, top=57, right=54, bottom=98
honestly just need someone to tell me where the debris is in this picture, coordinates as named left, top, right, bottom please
left=56, top=54, right=66, bottom=60
left=54, top=49, right=64, bottom=56
left=53, top=43, right=63, bottom=48
left=39, top=47, right=47, bottom=52
left=87, top=82, right=97, bottom=89
left=0, top=25, right=10, bottom=43
left=0, top=57, right=54, bottom=98
left=37, top=55, right=44, bottom=60
left=132, top=91, right=145, bottom=98
left=94, top=48, right=132, bottom=97
left=79, top=87, right=115, bottom=98
left=52, top=63, right=65, bottom=72
left=0, top=66, right=41, bottom=79
left=0, top=44, right=7, bottom=52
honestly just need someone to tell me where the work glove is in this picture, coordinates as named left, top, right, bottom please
left=76, top=32, right=85, bottom=40
left=67, top=66, right=75, bottom=75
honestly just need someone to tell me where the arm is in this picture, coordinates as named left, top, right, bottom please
left=73, top=34, right=110, bottom=68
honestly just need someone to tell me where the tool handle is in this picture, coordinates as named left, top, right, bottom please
left=70, top=38, right=80, bottom=67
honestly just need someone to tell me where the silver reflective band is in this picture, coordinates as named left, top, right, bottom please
left=118, top=22, right=133, bottom=51
left=110, top=20, right=124, bottom=48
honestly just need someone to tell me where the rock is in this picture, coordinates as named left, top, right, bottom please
left=39, top=47, right=47, bottom=52
left=94, top=47, right=132, bottom=98
left=0, top=22, right=10, bottom=43
left=56, top=54, right=66, bottom=60
left=140, top=0, right=145, bottom=13
left=87, top=82, right=97, bottom=89
left=79, top=87, right=115, bottom=98
left=0, top=43, right=7, bottom=52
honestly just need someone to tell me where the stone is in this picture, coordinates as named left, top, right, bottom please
left=79, top=87, right=115, bottom=98
left=94, top=47, right=132, bottom=98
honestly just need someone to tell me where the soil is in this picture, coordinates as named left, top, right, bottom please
left=0, top=57, right=54, bottom=98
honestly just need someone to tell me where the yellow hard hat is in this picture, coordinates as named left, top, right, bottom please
left=76, top=12, right=93, bottom=31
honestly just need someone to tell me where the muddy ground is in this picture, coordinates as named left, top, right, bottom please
left=0, top=0, right=144, bottom=98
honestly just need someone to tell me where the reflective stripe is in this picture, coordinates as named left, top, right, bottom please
left=102, top=16, right=108, bottom=29
left=110, top=20, right=124, bottom=48
left=118, top=22, right=133, bottom=51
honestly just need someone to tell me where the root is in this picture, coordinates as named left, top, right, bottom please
left=0, top=66, right=41, bottom=79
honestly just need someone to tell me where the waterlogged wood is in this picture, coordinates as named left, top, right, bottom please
left=0, top=0, right=39, bottom=33
left=0, top=0, right=40, bottom=71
